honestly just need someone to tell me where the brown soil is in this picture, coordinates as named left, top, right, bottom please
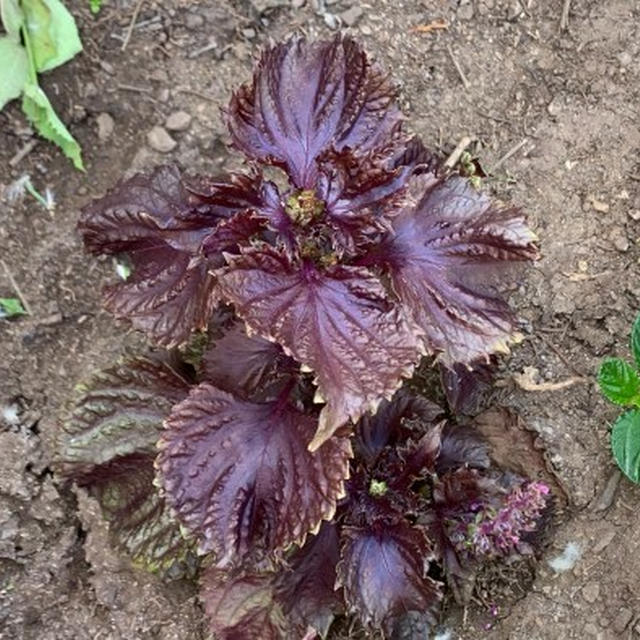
left=1, top=0, right=639, bottom=638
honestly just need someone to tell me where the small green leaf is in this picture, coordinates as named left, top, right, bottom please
left=630, top=314, right=640, bottom=371
left=89, top=0, right=102, bottom=14
left=597, top=358, right=640, bottom=407
left=0, top=297, right=27, bottom=317
left=0, top=0, right=24, bottom=38
left=22, top=0, right=82, bottom=73
left=611, top=409, right=640, bottom=483
left=0, top=37, right=29, bottom=109
left=21, top=82, right=84, bottom=170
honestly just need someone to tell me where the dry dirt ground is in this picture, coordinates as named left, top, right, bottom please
left=1, top=0, right=639, bottom=638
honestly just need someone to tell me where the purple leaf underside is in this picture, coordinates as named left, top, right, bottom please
left=157, top=383, right=352, bottom=564
left=217, top=245, right=424, bottom=450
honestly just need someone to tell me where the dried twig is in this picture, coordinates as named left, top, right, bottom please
left=1, top=259, right=32, bottom=315
left=188, top=41, right=219, bottom=59
left=175, top=87, right=217, bottom=102
left=9, top=140, right=37, bottom=167
left=121, top=0, right=145, bottom=51
left=513, top=366, right=587, bottom=392
left=444, top=135, right=474, bottom=169
left=410, top=19, right=448, bottom=33
left=490, top=138, right=528, bottom=172
left=446, top=44, right=470, bottom=90
left=560, top=0, right=571, bottom=31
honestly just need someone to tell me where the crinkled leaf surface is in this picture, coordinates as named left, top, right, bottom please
left=436, top=423, right=490, bottom=475
left=0, top=37, right=28, bottom=109
left=79, top=165, right=260, bottom=346
left=227, top=36, right=401, bottom=188
left=90, top=454, right=195, bottom=575
left=439, top=359, right=495, bottom=414
left=201, top=567, right=287, bottom=640
left=22, top=0, right=82, bottom=72
left=611, top=409, right=640, bottom=483
left=338, top=521, right=441, bottom=637
left=57, top=357, right=189, bottom=477
left=277, top=522, right=343, bottom=637
left=598, top=358, right=640, bottom=407
left=57, top=357, right=192, bottom=574
left=201, top=322, right=295, bottom=398
left=217, top=245, right=423, bottom=449
left=354, top=389, right=443, bottom=467
left=375, top=174, right=537, bottom=364
left=22, top=82, right=83, bottom=170
left=157, top=383, right=352, bottom=564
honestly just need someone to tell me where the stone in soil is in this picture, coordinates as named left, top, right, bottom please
left=165, top=111, right=192, bottom=132
left=96, top=113, right=114, bottom=142
left=147, top=126, right=177, bottom=153
left=340, top=6, right=363, bottom=27
left=581, top=582, right=600, bottom=604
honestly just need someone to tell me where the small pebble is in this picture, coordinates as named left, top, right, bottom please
left=340, top=6, right=363, bottom=27
left=612, top=608, right=633, bottom=634
left=458, top=2, right=474, bottom=20
left=157, top=88, right=170, bottom=103
left=609, top=227, right=629, bottom=252
left=590, top=198, right=610, bottom=213
left=547, top=96, right=562, bottom=116
left=99, top=60, right=114, bottom=75
left=581, top=582, right=600, bottom=604
left=147, top=126, right=177, bottom=153
left=291, top=0, right=305, bottom=7
left=84, top=82, right=98, bottom=98
left=166, top=111, right=192, bottom=132
left=242, top=27, right=256, bottom=39
left=628, top=209, right=640, bottom=221
left=617, top=51, right=632, bottom=67
left=185, top=12, right=205, bottom=29
left=96, top=113, right=114, bottom=141
left=323, top=12, right=341, bottom=29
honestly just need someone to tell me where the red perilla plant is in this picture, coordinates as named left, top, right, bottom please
left=56, top=36, right=546, bottom=639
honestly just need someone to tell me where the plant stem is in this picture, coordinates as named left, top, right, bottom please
left=20, top=6, right=38, bottom=85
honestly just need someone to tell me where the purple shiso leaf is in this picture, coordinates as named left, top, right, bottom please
left=56, top=357, right=190, bottom=478
left=276, top=522, right=344, bottom=638
left=56, top=357, right=193, bottom=574
left=201, top=567, right=287, bottom=640
left=436, top=423, right=491, bottom=475
left=438, top=358, right=496, bottom=414
left=226, top=36, right=401, bottom=189
left=87, top=453, right=195, bottom=576
left=201, top=322, right=296, bottom=398
left=201, top=209, right=264, bottom=268
left=337, top=521, right=441, bottom=638
left=216, top=244, right=424, bottom=450
left=156, top=383, right=352, bottom=565
left=372, top=173, right=538, bottom=365
left=78, top=165, right=261, bottom=347
left=355, top=389, right=443, bottom=467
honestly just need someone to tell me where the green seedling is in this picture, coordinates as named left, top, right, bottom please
left=598, top=313, right=640, bottom=482
left=89, top=0, right=101, bottom=13
left=0, top=297, right=27, bottom=318
left=0, top=0, right=84, bottom=169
